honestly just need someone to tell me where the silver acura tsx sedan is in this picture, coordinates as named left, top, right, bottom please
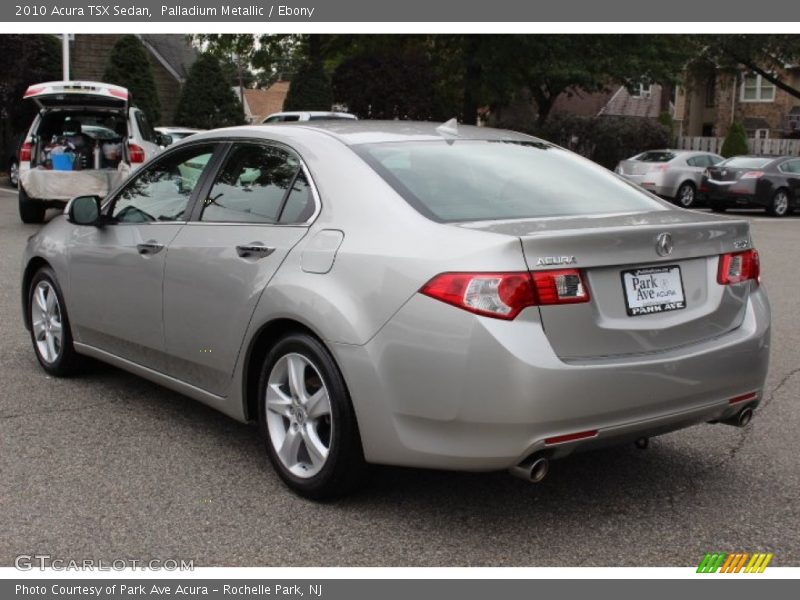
left=22, top=121, right=770, bottom=498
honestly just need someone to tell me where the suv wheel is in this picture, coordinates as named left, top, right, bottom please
left=19, top=187, right=45, bottom=223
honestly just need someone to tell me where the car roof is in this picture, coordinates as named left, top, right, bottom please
left=189, top=120, right=543, bottom=147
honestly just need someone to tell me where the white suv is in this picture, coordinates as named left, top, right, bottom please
left=18, top=81, right=162, bottom=223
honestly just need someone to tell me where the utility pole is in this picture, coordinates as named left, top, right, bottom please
left=62, top=34, right=70, bottom=80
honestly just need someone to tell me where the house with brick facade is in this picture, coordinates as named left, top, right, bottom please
left=69, top=34, right=197, bottom=125
left=675, top=66, right=800, bottom=140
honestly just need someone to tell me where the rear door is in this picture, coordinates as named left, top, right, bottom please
left=68, top=142, right=219, bottom=369
left=162, top=141, right=317, bottom=396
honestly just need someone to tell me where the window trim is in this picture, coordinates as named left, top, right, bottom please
left=740, top=73, right=776, bottom=103
left=186, top=138, right=322, bottom=227
left=102, top=140, right=225, bottom=225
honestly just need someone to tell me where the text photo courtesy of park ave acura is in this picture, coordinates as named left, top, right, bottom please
left=1, top=24, right=799, bottom=581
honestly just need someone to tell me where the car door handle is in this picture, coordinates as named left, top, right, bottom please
left=136, top=241, right=165, bottom=255
left=236, top=244, right=276, bottom=259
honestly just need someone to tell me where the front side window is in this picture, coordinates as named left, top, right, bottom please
left=741, top=74, right=776, bottom=102
left=200, top=144, right=307, bottom=224
left=357, top=140, right=665, bottom=222
left=111, top=145, right=215, bottom=223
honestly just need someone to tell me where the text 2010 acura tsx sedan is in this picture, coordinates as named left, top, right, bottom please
left=22, top=121, right=770, bottom=498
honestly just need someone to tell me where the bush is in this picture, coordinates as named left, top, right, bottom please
left=283, top=60, right=332, bottom=112
left=103, top=35, right=161, bottom=125
left=721, top=122, right=748, bottom=158
left=506, top=114, right=671, bottom=170
left=174, top=53, right=244, bottom=129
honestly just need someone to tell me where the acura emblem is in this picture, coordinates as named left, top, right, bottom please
left=656, top=232, right=673, bottom=257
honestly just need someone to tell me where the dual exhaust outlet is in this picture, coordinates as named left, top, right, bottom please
left=509, top=406, right=755, bottom=483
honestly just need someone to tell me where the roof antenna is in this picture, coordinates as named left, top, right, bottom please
left=436, top=118, right=459, bottom=138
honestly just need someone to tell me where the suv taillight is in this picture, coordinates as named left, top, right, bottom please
left=420, top=269, right=590, bottom=320
left=128, top=143, right=145, bottom=163
left=20, top=141, right=32, bottom=162
left=718, top=249, right=760, bottom=285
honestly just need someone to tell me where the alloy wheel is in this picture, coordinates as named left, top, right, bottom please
left=9, top=161, right=19, bottom=187
left=265, top=353, right=333, bottom=478
left=678, top=183, right=695, bottom=208
left=773, top=191, right=789, bottom=216
left=31, top=281, right=63, bottom=364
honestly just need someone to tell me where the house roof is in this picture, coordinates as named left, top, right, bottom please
left=600, top=84, right=664, bottom=118
left=240, top=81, right=290, bottom=123
left=139, top=35, right=197, bottom=82
left=551, top=88, right=616, bottom=117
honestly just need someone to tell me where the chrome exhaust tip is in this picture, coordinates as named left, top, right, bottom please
left=721, top=406, right=754, bottom=428
left=509, top=454, right=549, bottom=483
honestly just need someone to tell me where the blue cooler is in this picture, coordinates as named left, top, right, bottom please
left=52, top=153, right=74, bottom=171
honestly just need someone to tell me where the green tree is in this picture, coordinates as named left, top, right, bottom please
left=283, top=59, right=333, bottom=111
left=174, top=53, right=244, bottom=129
left=721, top=122, right=748, bottom=157
left=102, top=35, right=161, bottom=124
left=0, top=34, right=61, bottom=132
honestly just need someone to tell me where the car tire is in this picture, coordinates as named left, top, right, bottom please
left=19, top=187, right=45, bottom=223
left=710, top=200, right=727, bottom=213
left=28, top=267, right=83, bottom=377
left=675, top=181, right=697, bottom=208
left=9, top=159, right=19, bottom=188
left=767, top=189, right=790, bottom=217
left=258, top=332, right=368, bottom=499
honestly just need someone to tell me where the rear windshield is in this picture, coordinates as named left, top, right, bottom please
left=357, top=140, right=664, bottom=222
left=719, top=156, right=772, bottom=169
left=634, top=151, right=676, bottom=162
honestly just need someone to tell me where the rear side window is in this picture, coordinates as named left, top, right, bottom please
left=200, top=144, right=305, bottom=223
left=779, top=159, right=800, bottom=174
left=635, top=151, right=676, bottom=162
left=357, top=140, right=665, bottom=222
left=686, top=156, right=707, bottom=167
left=720, top=156, right=772, bottom=169
left=134, top=110, right=156, bottom=143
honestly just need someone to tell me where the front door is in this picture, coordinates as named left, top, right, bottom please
left=162, top=142, right=317, bottom=396
left=68, top=143, right=218, bottom=369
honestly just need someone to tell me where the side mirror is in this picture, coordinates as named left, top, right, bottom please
left=157, top=133, right=173, bottom=147
left=66, top=195, right=102, bottom=226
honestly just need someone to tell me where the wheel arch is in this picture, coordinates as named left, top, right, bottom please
left=242, top=317, right=337, bottom=423
left=21, top=257, right=52, bottom=331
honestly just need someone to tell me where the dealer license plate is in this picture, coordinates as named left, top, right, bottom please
left=621, top=265, right=686, bottom=317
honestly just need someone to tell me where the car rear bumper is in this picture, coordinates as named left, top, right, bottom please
left=334, top=288, right=771, bottom=471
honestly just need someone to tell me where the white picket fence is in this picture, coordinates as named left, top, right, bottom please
left=677, top=136, right=800, bottom=156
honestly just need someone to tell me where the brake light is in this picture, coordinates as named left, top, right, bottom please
left=740, top=171, right=763, bottom=179
left=420, top=269, right=589, bottom=320
left=545, top=429, right=598, bottom=445
left=20, top=141, right=32, bottom=162
left=531, top=269, right=590, bottom=305
left=717, top=249, right=760, bottom=285
left=128, top=143, right=145, bottom=163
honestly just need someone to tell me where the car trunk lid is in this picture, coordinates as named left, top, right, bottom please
left=24, top=80, right=129, bottom=111
left=457, top=211, right=754, bottom=359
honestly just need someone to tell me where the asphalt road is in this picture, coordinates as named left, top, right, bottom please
left=1, top=185, right=798, bottom=567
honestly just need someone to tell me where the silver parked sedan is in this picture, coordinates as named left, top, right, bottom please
left=616, top=149, right=724, bottom=208
left=22, top=122, right=770, bottom=498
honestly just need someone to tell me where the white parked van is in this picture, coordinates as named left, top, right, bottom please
left=18, top=81, right=162, bottom=223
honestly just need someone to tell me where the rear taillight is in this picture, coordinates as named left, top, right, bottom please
left=717, top=249, right=760, bottom=285
left=128, top=143, right=145, bottom=163
left=650, top=164, right=669, bottom=172
left=740, top=171, right=763, bottom=179
left=420, top=269, right=589, bottom=320
left=531, top=269, right=590, bottom=305
left=20, top=141, right=32, bottom=162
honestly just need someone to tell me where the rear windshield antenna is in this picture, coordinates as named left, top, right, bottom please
left=436, top=118, right=459, bottom=138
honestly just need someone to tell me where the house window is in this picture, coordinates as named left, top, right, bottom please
left=741, top=74, right=776, bottom=102
left=631, top=83, right=652, bottom=98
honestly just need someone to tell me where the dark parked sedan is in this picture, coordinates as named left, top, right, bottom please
left=701, top=155, right=800, bottom=217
